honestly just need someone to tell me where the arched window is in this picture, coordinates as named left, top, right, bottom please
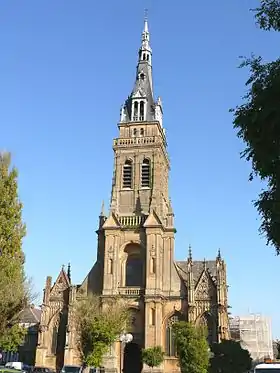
left=140, top=128, right=144, bottom=136
left=143, top=53, right=146, bottom=60
left=150, top=308, right=156, bottom=325
left=123, top=160, right=132, bottom=188
left=165, top=314, right=180, bottom=356
left=133, top=101, right=139, bottom=121
left=140, top=73, right=145, bottom=80
left=108, top=259, right=113, bottom=274
left=140, top=101, right=145, bottom=121
left=147, top=54, right=150, bottom=61
left=125, top=255, right=143, bottom=286
left=141, top=158, right=150, bottom=187
left=133, top=128, right=137, bottom=137
left=150, top=257, right=156, bottom=274
left=198, top=312, right=214, bottom=344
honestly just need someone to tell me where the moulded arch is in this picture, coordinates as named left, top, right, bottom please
left=124, top=158, right=133, bottom=164
left=119, top=240, right=144, bottom=257
left=119, top=242, right=144, bottom=287
left=162, top=310, right=182, bottom=326
left=47, top=310, right=61, bottom=328
left=195, top=310, right=215, bottom=344
left=164, top=311, right=183, bottom=357
left=141, top=156, right=151, bottom=163
left=195, top=310, right=213, bottom=325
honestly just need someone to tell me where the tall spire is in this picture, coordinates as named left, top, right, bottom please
left=119, top=13, right=163, bottom=126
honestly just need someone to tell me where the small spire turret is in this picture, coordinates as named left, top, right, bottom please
left=99, top=200, right=107, bottom=228
left=188, top=244, right=192, bottom=262
left=67, top=262, right=71, bottom=283
left=100, top=200, right=105, bottom=217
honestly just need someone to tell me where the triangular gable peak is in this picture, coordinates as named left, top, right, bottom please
left=49, top=267, right=70, bottom=298
left=194, top=268, right=216, bottom=301
left=131, top=89, right=145, bottom=99
left=143, top=210, right=162, bottom=228
left=102, top=212, right=120, bottom=229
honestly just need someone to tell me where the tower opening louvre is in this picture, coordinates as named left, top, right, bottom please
left=141, top=159, right=150, bottom=187
left=123, top=161, right=132, bottom=188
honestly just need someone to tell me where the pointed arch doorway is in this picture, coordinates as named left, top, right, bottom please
left=123, top=343, right=142, bottom=373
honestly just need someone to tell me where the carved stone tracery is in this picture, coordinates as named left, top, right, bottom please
left=195, top=271, right=214, bottom=300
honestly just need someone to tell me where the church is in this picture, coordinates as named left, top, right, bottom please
left=35, top=18, right=230, bottom=373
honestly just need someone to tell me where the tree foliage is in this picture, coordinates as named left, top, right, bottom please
left=74, top=295, right=130, bottom=367
left=0, top=152, right=28, bottom=351
left=173, top=321, right=209, bottom=373
left=254, top=0, right=280, bottom=31
left=275, top=339, right=280, bottom=359
left=142, top=346, right=165, bottom=369
left=232, top=1, right=280, bottom=254
left=209, top=340, right=252, bottom=373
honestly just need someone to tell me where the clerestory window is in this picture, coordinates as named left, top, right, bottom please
left=123, top=160, right=132, bottom=188
left=141, top=158, right=150, bottom=187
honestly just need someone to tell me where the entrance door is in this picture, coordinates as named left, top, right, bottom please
left=123, top=343, right=142, bottom=373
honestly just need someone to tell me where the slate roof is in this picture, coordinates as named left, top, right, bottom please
left=175, top=260, right=217, bottom=286
left=18, top=306, right=41, bottom=324
left=124, top=60, right=155, bottom=122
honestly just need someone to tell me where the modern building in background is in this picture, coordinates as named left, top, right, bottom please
left=230, top=314, right=273, bottom=362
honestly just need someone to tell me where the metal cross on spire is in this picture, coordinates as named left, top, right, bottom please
left=144, top=8, right=148, bottom=21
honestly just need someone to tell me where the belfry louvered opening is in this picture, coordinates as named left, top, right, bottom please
left=141, top=158, right=150, bottom=187
left=123, top=160, right=132, bottom=188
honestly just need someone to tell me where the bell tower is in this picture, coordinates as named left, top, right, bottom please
left=98, top=17, right=176, bottom=350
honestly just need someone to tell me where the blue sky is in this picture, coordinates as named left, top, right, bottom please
left=1, top=0, right=279, bottom=337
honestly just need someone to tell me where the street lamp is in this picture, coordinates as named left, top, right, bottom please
left=119, top=332, right=133, bottom=373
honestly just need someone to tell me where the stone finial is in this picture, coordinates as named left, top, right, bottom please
left=188, top=244, right=192, bottom=261
left=100, top=200, right=105, bottom=217
left=67, top=262, right=71, bottom=283
left=217, top=248, right=222, bottom=260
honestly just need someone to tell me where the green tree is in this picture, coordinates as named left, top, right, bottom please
left=142, top=346, right=165, bottom=372
left=173, top=321, right=209, bottom=373
left=75, top=295, right=130, bottom=367
left=275, top=339, right=280, bottom=359
left=0, top=152, right=29, bottom=351
left=232, top=1, right=280, bottom=254
left=209, top=340, right=252, bottom=373
left=254, top=0, right=280, bottom=31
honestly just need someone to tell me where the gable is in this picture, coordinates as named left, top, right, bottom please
left=49, top=268, right=70, bottom=298
left=143, top=210, right=162, bottom=228
left=132, top=89, right=145, bottom=99
left=195, top=270, right=216, bottom=300
left=102, top=212, right=120, bottom=229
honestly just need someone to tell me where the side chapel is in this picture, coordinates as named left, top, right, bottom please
left=35, top=18, right=230, bottom=373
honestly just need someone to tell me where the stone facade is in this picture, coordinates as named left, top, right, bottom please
left=35, top=17, right=230, bottom=373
